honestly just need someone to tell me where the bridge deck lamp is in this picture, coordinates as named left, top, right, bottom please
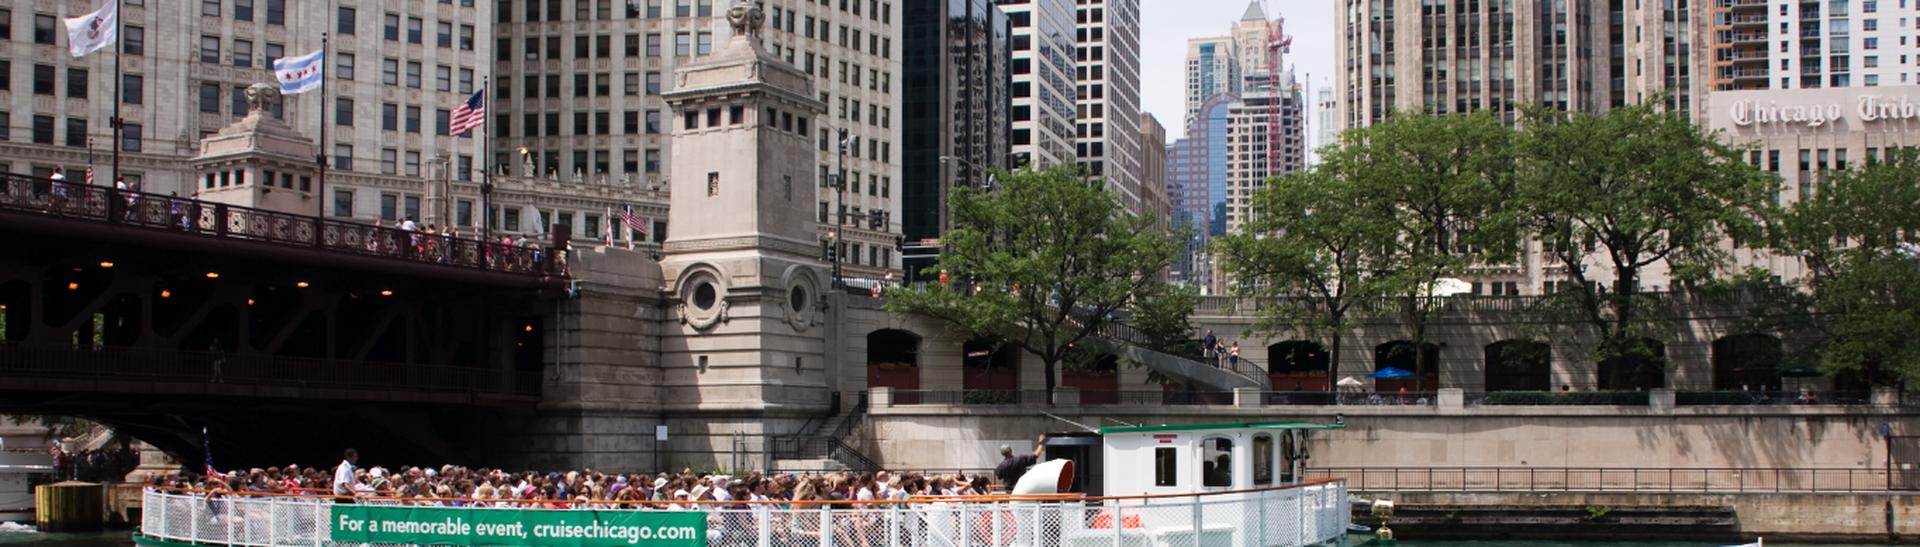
left=98, top=261, right=114, bottom=269
left=205, top=272, right=220, bottom=279
left=379, top=289, right=394, bottom=297
left=295, top=281, right=310, bottom=288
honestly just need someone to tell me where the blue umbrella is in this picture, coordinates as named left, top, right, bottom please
left=1370, top=367, right=1415, bottom=379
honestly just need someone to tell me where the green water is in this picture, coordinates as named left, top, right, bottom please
left=0, top=531, right=131, bottom=546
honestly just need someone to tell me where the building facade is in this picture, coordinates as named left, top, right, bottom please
left=1071, top=0, right=1145, bottom=219
left=1165, top=93, right=1235, bottom=290
left=493, top=0, right=906, bottom=282
left=901, top=0, right=1010, bottom=280
left=996, top=0, right=1077, bottom=170
left=1220, top=79, right=1305, bottom=236
left=1710, top=0, right=1920, bottom=91
left=1335, top=0, right=1712, bottom=132
left=1137, top=112, right=1169, bottom=234
left=1313, top=85, right=1337, bottom=164
left=1183, top=36, right=1238, bottom=123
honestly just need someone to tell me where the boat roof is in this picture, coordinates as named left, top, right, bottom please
left=1098, top=421, right=1345, bottom=435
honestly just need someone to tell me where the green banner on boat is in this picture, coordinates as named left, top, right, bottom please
left=329, top=505, right=706, bottom=546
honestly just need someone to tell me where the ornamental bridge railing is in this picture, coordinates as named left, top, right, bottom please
left=136, top=480, right=1349, bottom=547
left=0, top=172, right=566, bottom=280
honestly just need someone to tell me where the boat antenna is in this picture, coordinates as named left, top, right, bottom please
left=1041, top=412, right=1099, bottom=434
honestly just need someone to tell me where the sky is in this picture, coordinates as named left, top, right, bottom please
left=1139, top=0, right=1337, bottom=143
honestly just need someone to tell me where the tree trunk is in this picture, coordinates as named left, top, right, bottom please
left=1328, top=327, right=1343, bottom=393
left=1042, top=357, right=1058, bottom=406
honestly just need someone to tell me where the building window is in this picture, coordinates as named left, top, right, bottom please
left=436, top=109, right=450, bottom=135
left=337, top=7, right=356, bottom=34
left=384, top=13, right=399, bottom=41
left=645, top=110, right=661, bottom=133
left=380, top=192, right=398, bottom=219
left=123, top=74, right=142, bottom=104
left=335, top=144, right=354, bottom=172
left=405, top=152, right=421, bottom=176
left=266, top=0, right=284, bottom=24
left=675, top=32, right=690, bottom=56
left=124, top=26, right=145, bottom=55
left=437, top=21, right=453, bottom=48
left=459, top=68, right=475, bottom=93
left=66, top=68, right=87, bottom=98
left=647, top=33, right=662, bottom=56
left=121, top=124, right=143, bottom=152
left=64, top=118, right=87, bottom=147
left=336, top=98, right=354, bottom=125
left=460, top=25, right=475, bottom=50
left=381, top=148, right=398, bottom=174
left=406, top=62, right=422, bottom=88
left=436, top=65, right=452, bottom=91
left=646, top=71, right=662, bottom=94
left=199, top=83, right=220, bottom=112
left=405, top=106, right=421, bottom=133
left=333, top=189, right=355, bottom=217
left=407, top=17, right=423, bottom=44
left=200, top=36, right=221, bottom=63
left=234, top=0, right=253, bottom=20
left=1201, top=437, right=1233, bottom=488
left=338, top=53, right=356, bottom=80
left=232, top=39, right=252, bottom=67
left=382, top=103, right=397, bottom=130
left=31, top=115, right=53, bottom=144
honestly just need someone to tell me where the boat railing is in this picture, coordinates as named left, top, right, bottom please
left=136, top=479, right=1349, bottom=546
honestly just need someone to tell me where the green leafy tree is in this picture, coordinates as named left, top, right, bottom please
left=885, top=165, right=1182, bottom=400
left=1769, top=148, right=1920, bottom=385
left=1216, top=168, right=1397, bottom=383
left=1511, top=104, right=1775, bottom=384
left=1335, top=111, right=1516, bottom=389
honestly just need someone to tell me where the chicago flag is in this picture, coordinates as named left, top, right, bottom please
left=272, top=49, right=326, bottom=95
left=63, top=1, right=117, bottom=58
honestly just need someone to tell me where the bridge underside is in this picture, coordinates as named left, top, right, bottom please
left=0, top=213, right=562, bottom=471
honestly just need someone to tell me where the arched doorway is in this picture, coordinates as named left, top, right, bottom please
left=866, top=329, right=922, bottom=396
left=1268, top=341, right=1331, bottom=391
left=1485, top=340, right=1551, bottom=392
left=1713, top=334, right=1782, bottom=391
left=1063, top=353, right=1120, bottom=405
left=1597, top=338, right=1665, bottom=390
left=1373, top=341, right=1440, bottom=392
left=962, top=338, right=1020, bottom=393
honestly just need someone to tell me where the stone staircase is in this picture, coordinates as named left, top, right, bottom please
left=1090, top=319, right=1270, bottom=392
left=771, top=391, right=880, bottom=472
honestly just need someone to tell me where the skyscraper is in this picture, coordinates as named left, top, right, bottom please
left=1221, top=78, right=1304, bottom=236
left=1073, top=0, right=1145, bottom=218
left=1183, top=37, right=1238, bottom=123
left=1165, top=93, right=1234, bottom=289
left=1335, top=0, right=1710, bottom=130
left=902, top=0, right=1010, bottom=279
left=1313, top=85, right=1337, bottom=165
left=1137, top=112, right=1170, bottom=234
left=997, top=0, right=1077, bottom=169
left=1709, top=0, right=1920, bottom=90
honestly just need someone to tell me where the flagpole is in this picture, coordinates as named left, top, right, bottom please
left=481, top=75, right=493, bottom=244
left=109, top=0, right=123, bottom=184
left=317, top=32, right=329, bottom=219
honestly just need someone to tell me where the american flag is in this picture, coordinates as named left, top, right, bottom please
left=621, top=205, right=646, bottom=238
left=449, top=88, right=486, bottom=136
left=84, top=166, right=94, bottom=185
left=202, top=426, right=219, bottom=478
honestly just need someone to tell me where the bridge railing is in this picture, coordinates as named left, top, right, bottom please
left=0, top=172, right=565, bottom=279
left=0, top=343, right=540, bottom=401
left=138, top=481, right=1349, bottom=547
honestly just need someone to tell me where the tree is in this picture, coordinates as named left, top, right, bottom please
left=1512, top=104, right=1775, bottom=384
left=885, top=165, right=1182, bottom=400
left=1335, top=111, right=1516, bottom=390
left=1215, top=168, right=1396, bottom=385
left=1769, top=148, right=1920, bottom=385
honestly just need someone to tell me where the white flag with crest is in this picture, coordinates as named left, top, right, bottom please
left=63, top=1, right=118, bottom=58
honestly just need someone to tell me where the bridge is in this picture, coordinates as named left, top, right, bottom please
left=0, top=173, right=565, bottom=466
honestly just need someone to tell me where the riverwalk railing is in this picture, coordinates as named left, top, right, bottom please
left=1305, top=467, right=1898, bottom=494
left=137, top=480, right=1349, bottom=546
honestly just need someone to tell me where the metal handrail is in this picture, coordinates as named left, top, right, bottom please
left=1307, top=466, right=1901, bottom=494
left=0, top=342, right=540, bottom=400
left=0, top=172, right=566, bottom=278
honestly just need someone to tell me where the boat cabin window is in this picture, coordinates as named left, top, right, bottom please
left=1201, top=437, right=1233, bottom=488
left=1252, top=433, right=1274, bottom=486
left=1154, top=447, right=1178, bottom=486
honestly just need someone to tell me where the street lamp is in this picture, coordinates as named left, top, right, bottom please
left=833, top=128, right=860, bottom=288
left=938, top=155, right=998, bottom=191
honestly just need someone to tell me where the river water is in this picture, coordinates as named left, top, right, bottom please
left=0, top=530, right=1905, bottom=546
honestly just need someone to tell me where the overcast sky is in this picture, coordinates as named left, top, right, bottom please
left=1139, top=0, right=1337, bottom=143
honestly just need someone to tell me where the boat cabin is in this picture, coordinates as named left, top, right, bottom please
left=1097, top=421, right=1342, bottom=497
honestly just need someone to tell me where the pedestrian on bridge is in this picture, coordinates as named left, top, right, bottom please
left=1229, top=342, right=1241, bottom=369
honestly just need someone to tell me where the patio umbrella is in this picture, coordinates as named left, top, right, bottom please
left=1370, top=367, right=1414, bottom=379
left=1336, top=377, right=1365, bottom=388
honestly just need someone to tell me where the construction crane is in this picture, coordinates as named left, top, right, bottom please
left=1259, top=0, right=1294, bottom=177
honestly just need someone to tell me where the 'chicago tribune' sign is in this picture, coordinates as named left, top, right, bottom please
left=1728, top=95, right=1920, bottom=128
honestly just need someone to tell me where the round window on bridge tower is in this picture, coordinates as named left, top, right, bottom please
left=789, top=285, right=808, bottom=313
left=692, top=281, right=718, bottom=310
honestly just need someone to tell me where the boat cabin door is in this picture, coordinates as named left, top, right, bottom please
left=1041, top=432, right=1102, bottom=495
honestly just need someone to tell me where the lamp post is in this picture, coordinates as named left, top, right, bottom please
left=938, top=155, right=998, bottom=191
left=834, top=128, right=859, bottom=288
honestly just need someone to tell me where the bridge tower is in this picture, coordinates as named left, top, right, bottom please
left=656, top=2, right=833, bottom=465
left=189, top=84, right=322, bottom=215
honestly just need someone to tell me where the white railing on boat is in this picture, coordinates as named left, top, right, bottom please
left=137, top=480, right=1349, bottom=547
